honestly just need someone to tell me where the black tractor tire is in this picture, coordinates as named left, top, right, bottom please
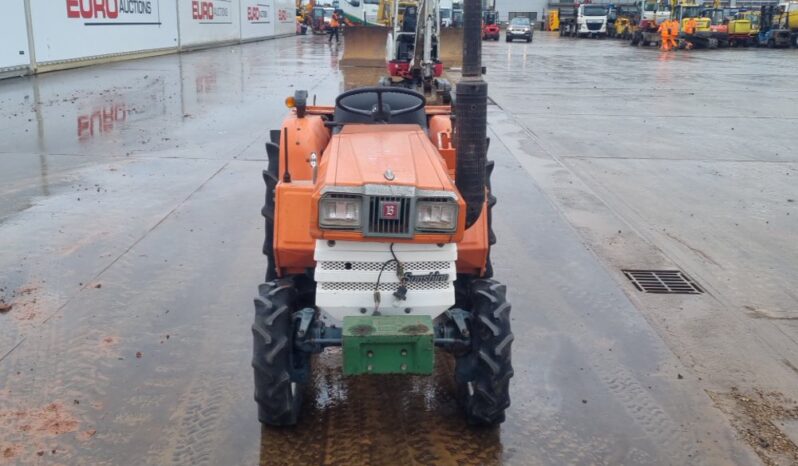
left=252, top=278, right=309, bottom=426
left=262, top=131, right=281, bottom=281
left=454, top=278, right=513, bottom=425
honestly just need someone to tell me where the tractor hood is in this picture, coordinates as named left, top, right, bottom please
left=319, top=124, right=455, bottom=192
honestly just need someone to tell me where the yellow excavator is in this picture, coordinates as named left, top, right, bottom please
left=727, top=9, right=760, bottom=46
left=674, top=1, right=714, bottom=47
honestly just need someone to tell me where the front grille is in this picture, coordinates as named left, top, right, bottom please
left=320, top=281, right=450, bottom=292
left=587, top=23, right=602, bottom=31
left=365, top=196, right=413, bottom=238
left=319, top=261, right=450, bottom=272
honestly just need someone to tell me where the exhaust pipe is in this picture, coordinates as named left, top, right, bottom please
left=455, top=0, right=488, bottom=228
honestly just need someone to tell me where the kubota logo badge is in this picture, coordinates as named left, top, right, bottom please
left=380, top=201, right=400, bottom=220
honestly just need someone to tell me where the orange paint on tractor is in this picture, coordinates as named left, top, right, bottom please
left=271, top=104, right=488, bottom=277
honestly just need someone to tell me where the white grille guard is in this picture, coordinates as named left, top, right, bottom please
left=314, top=240, right=457, bottom=323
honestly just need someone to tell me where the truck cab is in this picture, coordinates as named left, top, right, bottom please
left=577, top=4, right=610, bottom=37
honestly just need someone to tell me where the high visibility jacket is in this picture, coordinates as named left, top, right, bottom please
left=330, top=15, right=340, bottom=27
left=685, top=18, right=697, bottom=34
left=669, top=20, right=680, bottom=35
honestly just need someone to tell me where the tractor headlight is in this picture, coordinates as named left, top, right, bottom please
left=319, top=195, right=361, bottom=229
left=415, top=201, right=458, bottom=232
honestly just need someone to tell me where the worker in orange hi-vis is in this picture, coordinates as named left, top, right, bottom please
left=668, top=18, right=679, bottom=50
left=685, top=17, right=697, bottom=34
left=328, top=11, right=341, bottom=44
left=658, top=19, right=671, bottom=51
left=683, top=17, right=697, bottom=49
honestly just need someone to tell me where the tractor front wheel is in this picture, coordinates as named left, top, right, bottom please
left=454, top=278, right=514, bottom=425
left=252, top=278, right=309, bottom=426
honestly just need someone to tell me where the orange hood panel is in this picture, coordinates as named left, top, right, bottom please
left=322, top=124, right=454, bottom=191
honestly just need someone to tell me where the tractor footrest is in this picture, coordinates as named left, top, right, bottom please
left=342, top=315, right=434, bottom=375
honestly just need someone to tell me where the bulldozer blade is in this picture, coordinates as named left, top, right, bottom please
left=439, top=28, right=464, bottom=68
left=341, top=26, right=390, bottom=67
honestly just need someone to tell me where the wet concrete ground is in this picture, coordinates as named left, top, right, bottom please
left=0, top=31, right=795, bottom=464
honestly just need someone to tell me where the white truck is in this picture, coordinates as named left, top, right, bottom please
left=440, top=0, right=454, bottom=26
left=560, top=3, right=610, bottom=38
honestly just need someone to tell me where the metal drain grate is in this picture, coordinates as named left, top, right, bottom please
left=623, top=270, right=704, bottom=294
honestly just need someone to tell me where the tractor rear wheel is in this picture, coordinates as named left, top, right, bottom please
left=454, top=278, right=514, bottom=425
left=252, top=278, right=309, bottom=426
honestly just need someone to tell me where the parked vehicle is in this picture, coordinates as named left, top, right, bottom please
left=629, top=0, right=670, bottom=46
left=759, top=1, right=798, bottom=47
left=254, top=0, right=512, bottom=428
left=608, top=4, right=640, bottom=39
left=560, top=4, right=610, bottom=38
left=482, top=9, right=500, bottom=40
left=728, top=10, right=760, bottom=47
left=506, top=16, right=533, bottom=42
left=674, top=3, right=717, bottom=48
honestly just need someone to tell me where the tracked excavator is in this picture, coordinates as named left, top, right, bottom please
left=253, top=0, right=512, bottom=427
left=342, top=0, right=462, bottom=99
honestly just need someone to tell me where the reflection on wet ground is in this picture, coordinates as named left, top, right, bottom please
left=0, top=33, right=760, bottom=465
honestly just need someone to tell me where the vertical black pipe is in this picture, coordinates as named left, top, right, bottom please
left=455, top=0, right=488, bottom=227
left=282, top=127, right=292, bottom=183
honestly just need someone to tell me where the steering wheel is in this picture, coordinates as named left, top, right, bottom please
left=335, top=87, right=426, bottom=123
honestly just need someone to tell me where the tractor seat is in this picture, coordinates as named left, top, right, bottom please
left=332, top=91, right=427, bottom=133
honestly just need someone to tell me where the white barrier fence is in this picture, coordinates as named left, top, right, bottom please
left=0, top=0, right=295, bottom=78
left=1, top=1, right=31, bottom=73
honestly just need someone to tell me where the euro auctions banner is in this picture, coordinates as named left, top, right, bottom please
left=30, top=0, right=179, bottom=63
left=240, top=1, right=276, bottom=40
left=179, top=0, right=241, bottom=47
left=0, top=0, right=30, bottom=71
left=65, top=0, right=163, bottom=24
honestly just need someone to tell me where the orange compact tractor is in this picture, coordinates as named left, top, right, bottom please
left=253, top=0, right=512, bottom=426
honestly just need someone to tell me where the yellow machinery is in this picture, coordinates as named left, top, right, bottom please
left=614, top=17, right=634, bottom=38
left=727, top=10, right=760, bottom=46
left=674, top=3, right=711, bottom=33
left=675, top=1, right=722, bottom=48
left=774, top=1, right=798, bottom=31
left=296, top=0, right=316, bottom=24
left=547, top=9, right=560, bottom=31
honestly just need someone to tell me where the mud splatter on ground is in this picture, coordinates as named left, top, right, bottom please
left=710, top=388, right=798, bottom=466
left=99, top=336, right=120, bottom=351
left=0, top=285, right=42, bottom=322
left=2, top=444, right=22, bottom=460
left=0, top=402, right=80, bottom=437
left=0, top=402, right=84, bottom=463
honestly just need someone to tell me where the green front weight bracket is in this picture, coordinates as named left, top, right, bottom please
left=342, top=315, right=434, bottom=375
